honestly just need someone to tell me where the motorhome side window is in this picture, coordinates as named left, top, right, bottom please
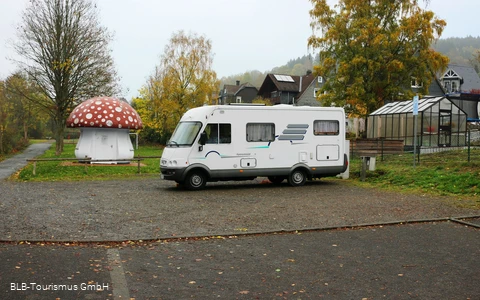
left=205, top=123, right=231, bottom=144
left=246, top=123, right=275, bottom=142
left=314, top=120, right=339, bottom=135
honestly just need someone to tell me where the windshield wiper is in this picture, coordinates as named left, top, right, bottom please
left=168, top=140, right=179, bottom=147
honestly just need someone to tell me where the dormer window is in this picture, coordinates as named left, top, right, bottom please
left=444, top=81, right=451, bottom=92
left=451, top=81, right=457, bottom=93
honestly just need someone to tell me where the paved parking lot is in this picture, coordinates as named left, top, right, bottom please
left=1, top=221, right=479, bottom=299
left=1, top=178, right=479, bottom=242
left=1, top=143, right=479, bottom=299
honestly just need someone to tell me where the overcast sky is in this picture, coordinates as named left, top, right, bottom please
left=1, top=0, right=480, bottom=100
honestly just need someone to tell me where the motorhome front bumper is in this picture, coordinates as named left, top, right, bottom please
left=160, top=167, right=186, bottom=182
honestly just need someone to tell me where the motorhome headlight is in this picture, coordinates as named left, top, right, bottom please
left=161, top=159, right=179, bottom=167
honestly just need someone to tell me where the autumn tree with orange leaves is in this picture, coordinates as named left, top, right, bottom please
left=308, top=0, right=449, bottom=117
left=137, top=31, right=219, bottom=143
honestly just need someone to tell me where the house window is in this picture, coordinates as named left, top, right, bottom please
left=246, top=123, right=275, bottom=142
left=411, top=78, right=423, bottom=88
left=451, top=81, right=457, bottom=93
left=314, top=120, right=339, bottom=135
left=204, top=123, right=231, bottom=144
left=236, top=96, right=242, bottom=103
left=318, top=76, right=323, bottom=83
left=444, top=81, right=451, bottom=92
left=314, top=88, right=321, bottom=98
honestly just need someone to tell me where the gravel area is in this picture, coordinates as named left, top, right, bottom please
left=1, top=178, right=479, bottom=242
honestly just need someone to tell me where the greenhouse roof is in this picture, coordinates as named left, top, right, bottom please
left=369, top=96, right=445, bottom=116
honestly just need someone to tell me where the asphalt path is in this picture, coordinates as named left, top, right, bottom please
left=0, top=143, right=479, bottom=299
left=0, top=142, right=53, bottom=180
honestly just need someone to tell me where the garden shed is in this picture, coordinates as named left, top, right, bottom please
left=367, top=96, right=468, bottom=147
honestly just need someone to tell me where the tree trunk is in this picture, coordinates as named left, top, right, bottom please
left=0, top=126, right=3, bottom=154
left=55, top=127, right=64, bottom=155
left=23, top=120, right=28, bottom=140
left=54, top=111, right=66, bottom=155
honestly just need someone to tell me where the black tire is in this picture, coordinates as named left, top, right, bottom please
left=183, top=170, right=207, bottom=190
left=287, top=169, right=306, bottom=187
left=268, top=176, right=285, bottom=184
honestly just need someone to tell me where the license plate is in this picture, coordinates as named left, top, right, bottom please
left=161, top=174, right=165, bottom=179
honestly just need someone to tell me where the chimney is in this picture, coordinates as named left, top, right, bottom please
left=236, top=80, right=240, bottom=86
left=299, top=76, right=303, bottom=92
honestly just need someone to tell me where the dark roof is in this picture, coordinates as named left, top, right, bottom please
left=223, top=82, right=257, bottom=96
left=441, top=64, right=480, bottom=93
left=257, top=73, right=316, bottom=96
left=235, top=83, right=257, bottom=95
left=296, top=74, right=316, bottom=98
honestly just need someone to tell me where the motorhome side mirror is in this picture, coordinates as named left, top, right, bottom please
left=199, top=132, right=207, bottom=145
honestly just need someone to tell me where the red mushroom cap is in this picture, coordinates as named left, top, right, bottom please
left=67, top=97, right=143, bottom=129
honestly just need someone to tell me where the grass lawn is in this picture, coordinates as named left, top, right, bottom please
left=348, top=148, right=480, bottom=208
left=15, top=143, right=163, bottom=182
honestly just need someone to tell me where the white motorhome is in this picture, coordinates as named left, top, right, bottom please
left=160, top=104, right=348, bottom=190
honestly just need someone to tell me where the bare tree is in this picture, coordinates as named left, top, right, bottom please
left=13, top=0, right=120, bottom=154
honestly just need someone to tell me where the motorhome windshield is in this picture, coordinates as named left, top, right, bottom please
left=167, top=121, right=202, bottom=147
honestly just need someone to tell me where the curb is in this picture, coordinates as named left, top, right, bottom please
left=2, top=215, right=479, bottom=245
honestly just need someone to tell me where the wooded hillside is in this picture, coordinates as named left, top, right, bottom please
left=219, top=54, right=318, bottom=88
left=220, top=37, right=480, bottom=89
left=431, top=36, right=480, bottom=71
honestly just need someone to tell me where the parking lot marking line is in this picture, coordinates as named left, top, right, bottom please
left=107, top=248, right=130, bottom=299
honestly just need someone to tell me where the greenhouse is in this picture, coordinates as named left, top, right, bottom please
left=367, top=96, right=468, bottom=147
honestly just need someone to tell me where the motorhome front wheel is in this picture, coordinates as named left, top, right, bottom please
left=184, top=171, right=207, bottom=190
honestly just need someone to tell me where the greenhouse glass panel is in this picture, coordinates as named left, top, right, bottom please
left=385, top=115, right=393, bottom=138
left=392, top=114, right=400, bottom=138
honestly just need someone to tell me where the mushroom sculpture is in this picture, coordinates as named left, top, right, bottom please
left=66, top=96, right=143, bottom=164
